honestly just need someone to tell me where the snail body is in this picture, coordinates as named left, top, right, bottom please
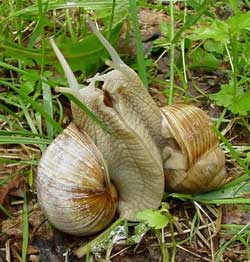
left=69, top=84, right=164, bottom=221
left=36, top=21, right=227, bottom=236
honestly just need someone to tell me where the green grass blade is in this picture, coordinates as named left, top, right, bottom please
left=108, top=0, right=116, bottom=40
left=170, top=180, right=250, bottom=205
left=215, top=222, right=250, bottom=262
left=0, top=157, right=38, bottom=165
left=129, top=0, right=148, bottom=88
left=22, top=187, right=29, bottom=262
left=0, top=173, right=17, bottom=186
left=0, top=61, right=50, bottom=85
left=42, top=81, right=54, bottom=138
left=0, top=130, right=48, bottom=138
left=172, top=0, right=212, bottom=44
left=0, top=103, right=21, bottom=119
left=0, top=115, right=20, bottom=129
left=0, top=204, right=12, bottom=218
left=0, top=136, right=51, bottom=145
left=20, top=100, right=38, bottom=135
left=212, top=125, right=250, bottom=186
left=1, top=1, right=114, bottom=24
left=168, top=0, right=175, bottom=105
left=0, top=80, right=62, bottom=133
left=64, top=93, right=113, bottom=135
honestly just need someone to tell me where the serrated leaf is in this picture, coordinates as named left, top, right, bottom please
left=187, top=20, right=228, bottom=42
left=210, top=84, right=235, bottom=107
left=210, top=84, right=250, bottom=115
left=228, top=13, right=250, bottom=35
left=229, top=92, right=250, bottom=115
left=136, top=209, right=169, bottom=230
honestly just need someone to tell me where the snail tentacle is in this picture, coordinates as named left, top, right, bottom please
left=50, top=39, right=79, bottom=90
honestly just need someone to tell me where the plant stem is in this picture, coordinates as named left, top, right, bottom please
left=108, top=0, right=116, bottom=40
left=129, top=0, right=148, bottom=88
left=74, top=218, right=124, bottom=258
left=66, top=9, right=77, bottom=43
left=181, top=2, right=187, bottom=85
left=168, top=0, right=175, bottom=105
left=216, top=108, right=227, bottom=129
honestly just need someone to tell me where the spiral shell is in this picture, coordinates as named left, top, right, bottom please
left=161, top=104, right=226, bottom=193
left=36, top=123, right=118, bottom=236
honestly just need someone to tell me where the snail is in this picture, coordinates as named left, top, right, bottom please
left=36, top=20, right=227, bottom=236
left=161, top=105, right=226, bottom=193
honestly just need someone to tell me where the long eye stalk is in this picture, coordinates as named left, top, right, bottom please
left=87, top=18, right=126, bottom=70
left=50, top=38, right=80, bottom=90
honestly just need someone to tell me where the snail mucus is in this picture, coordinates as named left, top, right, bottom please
left=36, top=20, right=227, bottom=236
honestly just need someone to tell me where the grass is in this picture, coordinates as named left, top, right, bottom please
left=129, top=0, right=148, bottom=88
left=21, top=187, right=29, bottom=262
left=0, top=0, right=250, bottom=261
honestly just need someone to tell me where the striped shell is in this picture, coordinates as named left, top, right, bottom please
left=161, top=104, right=226, bottom=193
left=36, top=123, right=117, bottom=236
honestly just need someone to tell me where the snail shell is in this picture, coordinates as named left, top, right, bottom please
left=161, top=104, right=226, bottom=193
left=36, top=123, right=118, bottom=236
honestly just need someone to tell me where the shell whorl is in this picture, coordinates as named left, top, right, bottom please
left=161, top=104, right=227, bottom=193
left=161, top=104, right=219, bottom=167
left=36, top=123, right=118, bottom=236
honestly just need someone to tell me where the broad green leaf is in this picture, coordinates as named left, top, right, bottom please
left=59, top=22, right=122, bottom=74
left=204, top=40, right=224, bottom=54
left=172, top=0, right=212, bottom=44
left=136, top=209, right=169, bottom=230
left=229, top=92, right=250, bottom=116
left=190, top=47, right=220, bottom=69
left=228, top=13, right=250, bottom=35
left=210, top=84, right=236, bottom=108
left=0, top=23, right=122, bottom=75
left=210, top=84, right=250, bottom=115
left=187, top=20, right=228, bottom=42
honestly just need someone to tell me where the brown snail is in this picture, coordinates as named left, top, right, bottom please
left=36, top=20, right=227, bottom=236
left=161, top=105, right=226, bottom=193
